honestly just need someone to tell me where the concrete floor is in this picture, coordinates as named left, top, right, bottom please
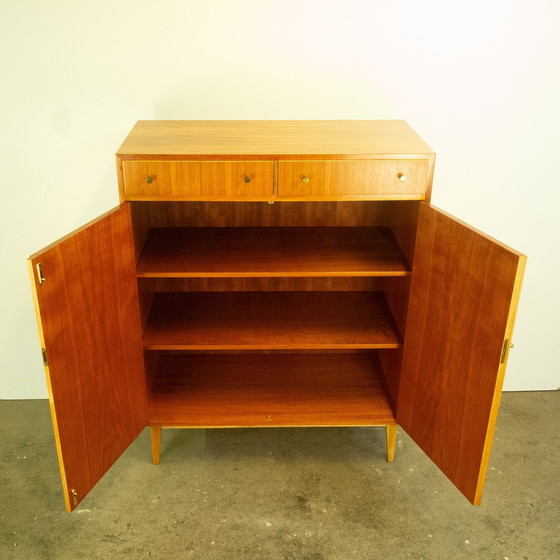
left=0, top=393, right=558, bottom=559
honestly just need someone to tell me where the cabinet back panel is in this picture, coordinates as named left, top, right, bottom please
left=138, top=277, right=386, bottom=292
left=130, top=201, right=413, bottom=227
left=131, top=201, right=419, bottom=265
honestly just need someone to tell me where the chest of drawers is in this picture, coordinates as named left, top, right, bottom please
left=28, top=121, right=525, bottom=511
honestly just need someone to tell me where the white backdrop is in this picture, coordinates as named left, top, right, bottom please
left=1, top=0, right=559, bottom=397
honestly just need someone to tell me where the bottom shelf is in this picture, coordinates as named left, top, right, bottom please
left=147, top=352, right=395, bottom=427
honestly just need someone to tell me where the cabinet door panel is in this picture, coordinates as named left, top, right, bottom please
left=398, top=203, right=525, bottom=504
left=28, top=204, right=146, bottom=511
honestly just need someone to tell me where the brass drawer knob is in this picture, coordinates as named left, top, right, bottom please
left=397, top=173, right=407, bottom=182
left=244, top=175, right=251, bottom=183
left=146, top=176, right=154, bottom=184
left=301, top=176, right=310, bottom=183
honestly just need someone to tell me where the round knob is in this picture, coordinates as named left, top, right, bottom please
left=146, top=176, right=154, bottom=184
left=302, top=176, right=310, bottom=183
left=397, top=173, right=407, bottom=182
left=244, top=175, right=251, bottom=183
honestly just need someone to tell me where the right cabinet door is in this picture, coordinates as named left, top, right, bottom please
left=397, top=203, right=526, bottom=504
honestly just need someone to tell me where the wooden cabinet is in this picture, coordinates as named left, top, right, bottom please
left=28, top=121, right=525, bottom=512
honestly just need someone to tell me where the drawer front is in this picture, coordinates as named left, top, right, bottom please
left=277, top=160, right=429, bottom=198
left=122, top=161, right=274, bottom=198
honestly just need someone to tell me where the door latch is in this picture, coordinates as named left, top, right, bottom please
left=500, top=339, right=510, bottom=364
left=36, top=262, right=45, bottom=284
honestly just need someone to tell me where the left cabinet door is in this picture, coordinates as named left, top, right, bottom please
left=28, top=204, right=147, bottom=511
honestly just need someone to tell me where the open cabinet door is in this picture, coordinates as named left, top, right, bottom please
left=28, top=204, right=147, bottom=511
left=398, top=203, right=526, bottom=504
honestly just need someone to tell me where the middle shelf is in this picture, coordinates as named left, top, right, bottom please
left=142, top=291, right=402, bottom=350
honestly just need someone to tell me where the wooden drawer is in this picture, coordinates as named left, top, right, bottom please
left=122, top=161, right=274, bottom=199
left=277, top=160, right=429, bottom=198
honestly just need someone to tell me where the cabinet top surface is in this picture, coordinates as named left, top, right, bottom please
left=116, top=120, right=434, bottom=158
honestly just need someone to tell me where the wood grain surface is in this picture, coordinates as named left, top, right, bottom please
left=397, top=203, right=526, bottom=504
left=28, top=204, right=146, bottom=511
left=116, top=121, right=435, bottom=202
left=136, top=227, right=410, bottom=278
left=130, top=200, right=420, bottom=228
left=137, top=277, right=387, bottom=293
left=277, top=160, right=428, bottom=198
left=143, top=291, right=402, bottom=350
left=117, top=120, right=435, bottom=158
left=147, top=353, right=395, bottom=426
left=122, top=161, right=273, bottom=198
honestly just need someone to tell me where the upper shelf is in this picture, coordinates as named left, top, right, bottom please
left=137, top=227, right=411, bottom=278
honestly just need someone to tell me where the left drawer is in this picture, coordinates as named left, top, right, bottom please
left=121, top=161, right=274, bottom=199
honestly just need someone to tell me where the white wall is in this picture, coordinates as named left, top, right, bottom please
left=1, top=0, right=559, bottom=397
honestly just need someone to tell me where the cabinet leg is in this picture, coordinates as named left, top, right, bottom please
left=386, top=424, right=397, bottom=462
left=150, top=425, right=161, bottom=465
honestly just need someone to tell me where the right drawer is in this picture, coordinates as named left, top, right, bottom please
left=277, top=160, right=429, bottom=198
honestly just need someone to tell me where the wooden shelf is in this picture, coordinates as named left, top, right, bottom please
left=143, top=291, right=402, bottom=350
left=147, top=353, right=395, bottom=427
left=136, top=227, right=410, bottom=278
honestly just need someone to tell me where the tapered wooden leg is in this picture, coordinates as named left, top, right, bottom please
left=150, top=425, right=161, bottom=465
left=386, top=424, right=397, bottom=462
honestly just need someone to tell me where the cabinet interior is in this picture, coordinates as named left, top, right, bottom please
left=129, top=200, right=420, bottom=428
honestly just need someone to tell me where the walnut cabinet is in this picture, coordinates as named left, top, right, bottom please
left=28, top=121, right=526, bottom=512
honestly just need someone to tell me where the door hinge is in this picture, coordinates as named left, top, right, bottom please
left=36, top=262, right=45, bottom=284
left=500, top=338, right=510, bottom=364
left=71, top=489, right=78, bottom=507
left=41, top=348, right=48, bottom=366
